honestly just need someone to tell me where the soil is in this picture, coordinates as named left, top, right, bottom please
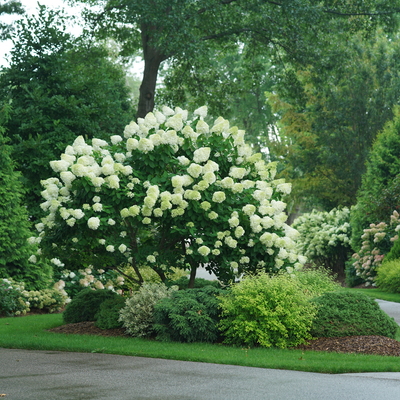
left=47, top=321, right=400, bottom=357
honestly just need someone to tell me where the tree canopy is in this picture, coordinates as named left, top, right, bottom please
left=0, top=0, right=24, bottom=40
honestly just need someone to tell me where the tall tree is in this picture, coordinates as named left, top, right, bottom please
left=0, top=0, right=24, bottom=40
left=0, top=5, right=134, bottom=220
left=70, top=0, right=400, bottom=118
left=269, top=31, right=400, bottom=211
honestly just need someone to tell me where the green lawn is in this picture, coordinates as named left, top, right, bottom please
left=341, top=288, right=400, bottom=303
left=1, top=312, right=400, bottom=375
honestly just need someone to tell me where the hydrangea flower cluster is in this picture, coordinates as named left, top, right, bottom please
left=352, top=210, right=400, bottom=286
left=292, top=208, right=352, bottom=275
left=28, top=105, right=306, bottom=284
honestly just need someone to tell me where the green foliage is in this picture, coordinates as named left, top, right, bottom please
left=0, top=0, right=24, bottom=40
left=119, top=283, right=178, bottom=337
left=153, top=286, right=225, bottom=343
left=292, top=208, right=352, bottom=277
left=0, top=278, right=29, bottom=317
left=344, top=259, right=365, bottom=288
left=375, top=260, right=400, bottom=294
left=293, top=266, right=341, bottom=297
left=311, top=291, right=398, bottom=339
left=166, top=276, right=222, bottom=290
left=0, top=5, right=133, bottom=220
left=95, top=296, right=126, bottom=329
left=271, top=31, right=400, bottom=211
left=382, top=230, right=400, bottom=264
left=351, top=107, right=400, bottom=251
left=63, top=288, right=119, bottom=324
left=218, top=272, right=317, bottom=349
left=0, top=102, right=52, bottom=290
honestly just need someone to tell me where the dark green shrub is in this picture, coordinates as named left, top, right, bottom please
left=383, top=237, right=400, bottom=264
left=376, top=260, right=400, bottom=293
left=95, top=296, right=126, bottom=329
left=63, top=288, right=119, bottom=324
left=310, top=291, right=398, bottom=338
left=166, top=276, right=222, bottom=290
left=218, top=272, right=317, bottom=349
left=344, top=259, right=364, bottom=288
left=154, top=286, right=225, bottom=343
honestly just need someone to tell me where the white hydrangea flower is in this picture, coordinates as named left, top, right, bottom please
left=88, top=217, right=100, bottom=230
left=208, top=211, right=218, bottom=220
left=235, top=226, right=245, bottom=238
left=187, top=163, right=203, bottom=178
left=138, top=138, right=154, bottom=153
left=147, top=255, right=156, bottom=263
left=106, top=245, right=115, bottom=252
left=28, top=255, right=37, bottom=263
left=198, top=245, right=211, bottom=256
left=212, top=191, right=226, bottom=203
left=124, top=121, right=139, bottom=138
left=229, top=167, right=246, bottom=180
left=194, top=105, right=207, bottom=119
left=196, top=120, right=209, bottom=134
left=177, top=156, right=190, bottom=166
left=118, top=244, right=127, bottom=253
left=165, top=114, right=183, bottom=131
left=220, top=177, right=234, bottom=189
left=193, top=147, right=211, bottom=164
left=129, top=205, right=140, bottom=216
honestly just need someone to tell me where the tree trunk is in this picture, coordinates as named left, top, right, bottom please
left=188, top=261, right=197, bottom=289
left=137, top=24, right=167, bottom=119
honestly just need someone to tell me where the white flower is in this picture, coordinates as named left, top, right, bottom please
left=106, top=245, right=115, bottom=252
left=177, top=156, right=190, bottom=166
left=196, top=120, right=209, bottom=134
left=28, top=255, right=37, bottom=263
left=198, top=245, right=211, bottom=256
left=208, top=211, right=218, bottom=220
left=129, top=205, right=141, bottom=216
left=147, top=255, right=156, bottom=263
left=229, top=167, right=246, bottom=180
left=118, top=244, right=127, bottom=253
left=242, top=204, right=256, bottom=216
left=108, top=218, right=116, bottom=225
left=138, top=138, right=154, bottom=153
left=194, top=105, right=208, bottom=119
left=212, top=191, right=226, bottom=203
left=165, top=114, right=183, bottom=131
left=193, top=147, right=211, bottom=164
left=88, top=217, right=100, bottom=230
left=187, top=163, right=203, bottom=178
left=93, top=203, right=103, bottom=212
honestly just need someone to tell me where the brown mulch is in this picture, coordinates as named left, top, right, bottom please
left=47, top=321, right=400, bottom=357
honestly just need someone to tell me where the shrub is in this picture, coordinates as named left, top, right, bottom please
left=23, top=288, right=67, bottom=313
left=375, top=260, right=400, bottom=293
left=0, top=278, right=29, bottom=317
left=293, top=266, right=341, bottom=296
left=166, top=276, right=222, bottom=290
left=351, top=210, right=400, bottom=286
left=119, top=283, right=178, bottom=337
left=218, top=272, right=317, bottom=349
left=63, top=288, right=119, bottom=324
left=292, top=208, right=351, bottom=277
left=27, top=105, right=307, bottom=289
left=153, top=286, right=225, bottom=343
left=383, top=234, right=400, bottom=263
left=95, top=296, right=126, bottom=329
left=310, top=291, right=398, bottom=338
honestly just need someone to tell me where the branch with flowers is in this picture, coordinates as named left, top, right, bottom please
left=27, top=105, right=306, bottom=288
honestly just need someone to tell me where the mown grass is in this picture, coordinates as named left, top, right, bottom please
left=1, top=313, right=400, bottom=375
left=341, top=288, right=400, bottom=303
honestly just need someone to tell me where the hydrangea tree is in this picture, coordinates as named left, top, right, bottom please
left=292, top=208, right=352, bottom=278
left=28, top=106, right=306, bottom=288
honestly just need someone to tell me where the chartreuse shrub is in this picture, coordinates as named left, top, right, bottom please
left=95, top=296, right=126, bottom=329
left=350, top=210, right=400, bottom=286
left=293, top=266, right=341, bottom=296
left=292, top=208, right=351, bottom=277
left=218, top=272, right=317, bottom=349
left=376, top=260, right=400, bottom=293
left=310, top=291, right=398, bottom=339
left=153, top=286, right=225, bottom=343
left=63, top=288, right=119, bottom=324
left=119, top=283, right=178, bottom=337
left=26, top=105, right=306, bottom=289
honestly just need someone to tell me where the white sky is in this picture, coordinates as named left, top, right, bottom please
left=0, top=0, right=144, bottom=76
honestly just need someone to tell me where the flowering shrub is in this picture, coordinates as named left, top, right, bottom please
left=119, top=283, right=178, bottom=337
left=0, top=278, right=68, bottom=317
left=352, top=210, right=400, bottom=286
left=292, top=208, right=351, bottom=276
left=56, top=267, right=124, bottom=299
left=27, top=105, right=305, bottom=285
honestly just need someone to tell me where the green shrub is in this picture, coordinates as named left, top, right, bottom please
left=153, top=286, right=225, bottom=343
left=119, top=283, right=178, bottom=337
left=218, top=272, right=317, bottom=349
left=95, top=296, right=126, bottom=329
left=63, top=288, right=119, bottom=324
left=310, top=291, right=398, bottom=338
left=384, top=236, right=400, bottom=263
left=166, top=276, right=222, bottom=290
left=376, top=260, right=400, bottom=293
left=24, top=288, right=67, bottom=313
left=344, top=259, right=365, bottom=287
left=293, top=266, right=341, bottom=296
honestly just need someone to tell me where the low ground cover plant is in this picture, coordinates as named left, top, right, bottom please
left=154, top=286, right=225, bottom=343
left=63, top=288, right=120, bottom=324
left=310, top=291, right=398, bottom=338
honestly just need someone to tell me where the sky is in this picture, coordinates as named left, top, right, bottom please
left=0, top=0, right=144, bottom=75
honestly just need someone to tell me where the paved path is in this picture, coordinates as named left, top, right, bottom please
left=0, top=300, right=399, bottom=400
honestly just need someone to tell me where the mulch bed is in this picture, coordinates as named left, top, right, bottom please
left=47, top=321, right=400, bottom=357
